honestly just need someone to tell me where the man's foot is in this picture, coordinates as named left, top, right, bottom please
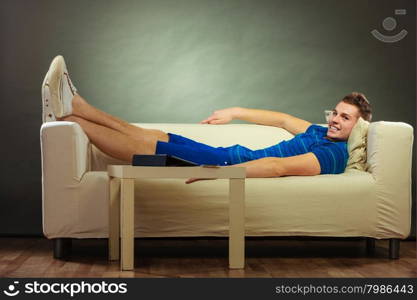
left=42, top=55, right=78, bottom=121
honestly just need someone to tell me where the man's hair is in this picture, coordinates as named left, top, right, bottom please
left=341, top=92, right=372, bottom=121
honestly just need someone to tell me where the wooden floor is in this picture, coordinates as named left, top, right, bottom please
left=0, top=237, right=415, bottom=278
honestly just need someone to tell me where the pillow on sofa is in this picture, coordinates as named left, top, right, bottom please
left=346, top=117, right=370, bottom=171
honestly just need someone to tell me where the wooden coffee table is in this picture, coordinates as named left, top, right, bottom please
left=107, top=165, right=246, bottom=271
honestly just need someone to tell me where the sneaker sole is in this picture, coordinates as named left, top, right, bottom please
left=41, top=70, right=55, bottom=122
left=41, top=70, right=48, bottom=123
left=48, top=55, right=65, bottom=118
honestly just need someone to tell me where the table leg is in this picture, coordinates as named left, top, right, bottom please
left=121, top=178, right=135, bottom=271
left=109, top=177, right=120, bottom=260
left=229, top=178, right=245, bottom=269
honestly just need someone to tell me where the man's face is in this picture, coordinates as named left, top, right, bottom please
left=327, top=102, right=360, bottom=141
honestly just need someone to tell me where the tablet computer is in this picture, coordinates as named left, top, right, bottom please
left=132, top=154, right=198, bottom=167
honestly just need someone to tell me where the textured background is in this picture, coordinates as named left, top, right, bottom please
left=0, top=0, right=415, bottom=237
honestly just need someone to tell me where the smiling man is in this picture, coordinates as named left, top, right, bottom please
left=197, top=93, right=372, bottom=180
left=42, top=56, right=372, bottom=182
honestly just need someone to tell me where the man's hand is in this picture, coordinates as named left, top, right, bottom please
left=185, top=178, right=216, bottom=184
left=200, top=107, right=239, bottom=124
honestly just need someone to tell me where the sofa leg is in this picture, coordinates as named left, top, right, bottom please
left=389, top=239, right=400, bottom=259
left=365, top=237, right=375, bottom=255
left=53, top=238, right=72, bottom=259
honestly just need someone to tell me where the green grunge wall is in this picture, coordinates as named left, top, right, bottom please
left=0, top=0, right=415, bottom=237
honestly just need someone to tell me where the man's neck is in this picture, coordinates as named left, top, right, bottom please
left=325, top=136, right=343, bottom=142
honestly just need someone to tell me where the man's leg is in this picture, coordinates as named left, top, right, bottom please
left=70, top=94, right=169, bottom=143
left=62, top=115, right=158, bottom=161
left=44, top=55, right=168, bottom=145
left=64, top=115, right=231, bottom=165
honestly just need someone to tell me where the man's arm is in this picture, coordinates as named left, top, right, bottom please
left=235, top=153, right=321, bottom=177
left=201, top=107, right=312, bottom=135
left=185, top=153, right=320, bottom=183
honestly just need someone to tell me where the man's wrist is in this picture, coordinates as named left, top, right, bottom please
left=232, top=107, right=244, bottom=120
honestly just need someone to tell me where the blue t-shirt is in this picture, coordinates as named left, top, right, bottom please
left=227, top=124, right=348, bottom=174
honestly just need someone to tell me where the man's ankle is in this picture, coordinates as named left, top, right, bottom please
left=71, top=94, right=83, bottom=113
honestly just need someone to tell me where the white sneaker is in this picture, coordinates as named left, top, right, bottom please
left=45, top=55, right=78, bottom=119
left=41, top=70, right=56, bottom=122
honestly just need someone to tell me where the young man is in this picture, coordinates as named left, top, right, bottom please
left=42, top=56, right=372, bottom=183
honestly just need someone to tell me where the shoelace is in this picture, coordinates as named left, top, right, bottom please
left=64, top=72, right=77, bottom=95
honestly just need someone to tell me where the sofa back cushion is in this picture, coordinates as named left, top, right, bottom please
left=135, top=123, right=295, bottom=149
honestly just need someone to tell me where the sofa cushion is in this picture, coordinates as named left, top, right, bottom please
left=346, top=117, right=369, bottom=171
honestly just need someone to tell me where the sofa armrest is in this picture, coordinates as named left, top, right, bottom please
left=40, top=121, right=90, bottom=182
left=366, top=121, right=414, bottom=238
left=41, top=121, right=92, bottom=238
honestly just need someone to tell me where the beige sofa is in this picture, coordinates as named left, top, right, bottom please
left=40, top=121, right=413, bottom=259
